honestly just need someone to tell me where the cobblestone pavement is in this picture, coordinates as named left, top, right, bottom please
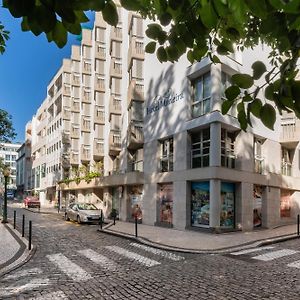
left=1, top=208, right=300, bottom=300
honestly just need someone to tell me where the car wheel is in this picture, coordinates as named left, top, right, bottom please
left=65, top=213, right=70, bottom=221
left=77, top=216, right=81, bottom=224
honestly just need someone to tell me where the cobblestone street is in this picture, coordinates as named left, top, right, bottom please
left=1, top=208, right=300, bottom=299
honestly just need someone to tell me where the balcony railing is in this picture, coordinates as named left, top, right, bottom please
left=128, top=37, right=144, bottom=69
left=81, top=118, right=91, bottom=132
left=110, top=58, right=122, bottom=78
left=70, top=152, right=79, bottom=165
left=109, top=130, right=121, bottom=155
left=110, top=27, right=122, bottom=41
left=70, top=127, right=80, bottom=139
left=95, top=76, right=105, bottom=92
left=81, top=146, right=90, bottom=161
left=127, top=80, right=144, bottom=107
left=254, top=155, right=264, bottom=174
left=280, top=122, right=300, bottom=143
left=94, top=109, right=105, bottom=124
left=128, top=122, right=143, bottom=149
left=281, top=161, right=292, bottom=176
left=128, top=160, right=143, bottom=172
left=93, top=139, right=104, bottom=157
left=159, top=155, right=173, bottom=172
left=95, top=43, right=106, bottom=60
left=62, top=108, right=71, bottom=120
left=109, top=96, right=122, bottom=115
left=71, top=100, right=80, bottom=112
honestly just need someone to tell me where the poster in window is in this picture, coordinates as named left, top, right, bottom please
left=159, top=184, right=173, bottom=224
left=281, top=190, right=291, bottom=218
left=191, top=182, right=210, bottom=228
left=253, top=185, right=263, bottom=227
left=129, top=185, right=143, bottom=221
left=220, top=182, right=235, bottom=228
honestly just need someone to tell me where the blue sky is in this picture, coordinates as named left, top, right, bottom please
left=0, top=8, right=93, bottom=143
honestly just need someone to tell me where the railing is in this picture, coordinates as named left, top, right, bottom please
left=281, top=161, right=292, bottom=176
left=95, top=77, right=105, bottom=91
left=94, top=109, right=105, bottom=123
left=254, top=156, right=264, bottom=174
left=159, top=155, right=173, bottom=172
left=70, top=127, right=80, bottom=139
left=128, top=160, right=143, bottom=172
left=94, top=139, right=104, bottom=156
left=129, top=123, right=143, bottom=142
left=81, top=147, right=90, bottom=161
left=70, top=152, right=79, bottom=164
left=81, top=119, right=91, bottom=132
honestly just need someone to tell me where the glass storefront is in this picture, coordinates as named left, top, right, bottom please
left=253, top=185, right=263, bottom=227
left=191, top=182, right=210, bottom=228
left=128, top=185, right=143, bottom=222
left=220, top=182, right=235, bottom=228
left=158, top=183, right=173, bottom=225
left=281, top=190, right=292, bottom=218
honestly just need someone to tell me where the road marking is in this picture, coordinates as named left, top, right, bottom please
left=230, top=246, right=275, bottom=256
left=252, top=249, right=299, bottom=261
left=3, top=268, right=42, bottom=280
left=46, top=253, right=92, bottom=282
left=105, top=245, right=161, bottom=267
left=77, top=249, right=118, bottom=271
left=28, top=291, right=69, bottom=300
left=287, top=260, right=300, bottom=269
left=130, top=243, right=185, bottom=261
left=0, top=278, right=50, bottom=297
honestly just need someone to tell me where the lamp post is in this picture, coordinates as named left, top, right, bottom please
left=2, top=166, right=10, bottom=223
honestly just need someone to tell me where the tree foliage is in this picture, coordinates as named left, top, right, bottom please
left=2, top=0, right=300, bottom=129
left=0, top=109, right=16, bottom=142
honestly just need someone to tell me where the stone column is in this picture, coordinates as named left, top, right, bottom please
left=210, top=63, right=222, bottom=112
left=262, top=186, right=280, bottom=228
left=209, top=179, right=221, bottom=228
left=142, top=183, right=157, bottom=225
left=119, top=186, right=128, bottom=221
left=210, top=122, right=221, bottom=167
left=174, top=131, right=189, bottom=171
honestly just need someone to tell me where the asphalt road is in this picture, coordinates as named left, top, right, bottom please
left=1, top=208, right=300, bottom=299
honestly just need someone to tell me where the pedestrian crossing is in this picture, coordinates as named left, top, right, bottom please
left=0, top=243, right=185, bottom=298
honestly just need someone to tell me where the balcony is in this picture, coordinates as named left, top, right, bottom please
left=95, top=76, right=105, bottom=92
left=62, top=108, right=71, bottom=120
left=81, top=118, right=91, bottom=132
left=72, top=75, right=80, bottom=86
left=71, top=100, right=80, bottom=112
left=127, top=80, right=144, bottom=108
left=127, top=123, right=144, bottom=149
left=95, top=42, right=106, bottom=60
left=128, top=37, right=144, bottom=70
left=70, top=126, right=80, bottom=139
left=82, top=61, right=92, bottom=74
left=281, top=161, right=292, bottom=176
left=109, top=130, right=121, bottom=156
left=62, top=131, right=71, bottom=145
left=81, top=146, right=90, bottom=162
left=64, top=85, right=71, bottom=96
left=128, top=12, right=141, bottom=33
left=93, top=139, right=104, bottom=159
left=82, top=91, right=91, bottom=103
left=127, top=160, right=143, bottom=172
left=110, top=26, right=122, bottom=42
left=110, top=58, right=122, bottom=79
left=94, top=109, right=105, bottom=124
left=254, top=155, right=264, bottom=174
left=109, top=96, right=122, bottom=117
left=280, top=122, right=300, bottom=148
left=70, top=151, right=79, bottom=165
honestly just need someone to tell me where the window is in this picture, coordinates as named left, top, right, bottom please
left=160, top=138, right=173, bottom=172
left=5, top=154, right=10, bottom=161
left=282, top=147, right=292, bottom=176
left=221, top=72, right=232, bottom=98
left=254, top=138, right=264, bottom=174
left=192, top=73, right=211, bottom=118
left=191, top=129, right=210, bottom=168
left=221, top=129, right=236, bottom=168
left=130, top=101, right=143, bottom=122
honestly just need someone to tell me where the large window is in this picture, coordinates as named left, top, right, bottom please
left=254, top=138, right=264, bottom=174
left=160, top=138, right=173, bottom=172
left=191, top=128, right=210, bottom=168
left=281, top=147, right=292, bottom=176
left=221, top=129, right=235, bottom=168
left=192, top=72, right=211, bottom=118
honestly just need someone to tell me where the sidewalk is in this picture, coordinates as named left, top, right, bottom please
left=102, top=221, right=300, bottom=253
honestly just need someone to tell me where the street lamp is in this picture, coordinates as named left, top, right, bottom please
left=2, top=166, right=11, bottom=223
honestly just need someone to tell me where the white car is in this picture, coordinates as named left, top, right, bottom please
left=65, top=203, right=102, bottom=224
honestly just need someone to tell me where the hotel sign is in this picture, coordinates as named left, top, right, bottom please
left=146, top=89, right=184, bottom=115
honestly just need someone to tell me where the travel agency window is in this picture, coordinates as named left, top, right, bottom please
left=191, top=128, right=210, bottom=168
left=159, top=138, right=174, bottom=172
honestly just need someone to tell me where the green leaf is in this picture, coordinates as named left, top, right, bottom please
left=52, top=21, right=67, bottom=48
left=249, top=98, right=262, bottom=118
left=169, top=0, right=184, bottom=10
left=62, top=20, right=81, bottom=35
left=265, top=84, right=274, bottom=100
left=216, top=45, right=229, bottom=55
left=238, top=109, right=247, bottom=131
left=145, top=41, right=156, bottom=54
left=145, top=24, right=162, bottom=40
left=260, top=104, right=276, bottom=130
left=166, top=46, right=179, bottom=61
left=291, top=80, right=300, bottom=100
left=157, top=46, right=167, bottom=62
left=159, top=12, right=172, bottom=26
left=211, top=55, right=221, bottom=64
left=231, top=74, right=254, bottom=89
left=120, top=0, right=142, bottom=11
left=187, top=50, right=194, bottom=64
left=243, top=94, right=252, bottom=102
left=245, top=0, right=267, bottom=19
left=21, top=17, right=30, bottom=31
left=199, top=2, right=218, bottom=29
left=102, top=1, right=118, bottom=26
left=252, top=61, right=267, bottom=80
left=222, top=100, right=233, bottom=115
left=225, top=85, right=240, bottom=101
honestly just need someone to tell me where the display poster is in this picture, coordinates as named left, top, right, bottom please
left=220, top=182, right=235, bottom=228
left=253, top=185, right=263, bottom=227
left=191, top=182, right=210, bottom=228
left=129, top=186, right=143, bottom=221
left=159, top=184, right=173, bottom=224
left=281, top=190, right=292, bottom=218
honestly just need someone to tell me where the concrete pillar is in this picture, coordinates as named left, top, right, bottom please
left=173, top=181, right=190, bottom=230
left=236, top=182, right=253, bottom=231
left=235, top=131, right=254, bottom=172
left=143, top=140, right=159, bottom=174
left=209, top=179, right=221, bottom=228
left=103, top=187, right=112, bottom=218
left=174, top=131, right=189, bottom=171
left=210, top=63, right=222, bottom=112
left=262, top=186, right=280, bottom=228
left=119, top=186, right=128, bottom=221
left=143, top=183, right=157, bottom=225
left=210, top=122, right=221, bottom=167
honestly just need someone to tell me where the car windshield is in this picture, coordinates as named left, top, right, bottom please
left=77, top=203, right=98, bottom=210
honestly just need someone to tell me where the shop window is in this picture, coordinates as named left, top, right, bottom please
left=191, top=128, right=210, bottom=168
left=281, top=147, right=292, bottom=176
left=220, top=182, right=235, bottom=228
left=191, top=72, right=211, bottom=118
left=221, top=129, right=235, bottom=168
left=280, top=190, right=292, bottom=218
left=159, top=138, right=173, bottom=172
left=253, top=185, right=263, bottom=227
left=254, top=138, right=264, bottom=174
left=158, top=184, right=173, bottom=225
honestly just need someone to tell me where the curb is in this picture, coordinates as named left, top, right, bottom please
left=99, top=223, right=300, bottom=254
left=0, top=223, right=35, bottom=278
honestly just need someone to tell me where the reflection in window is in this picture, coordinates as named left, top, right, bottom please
left=221, top=129, right=235, bottom=169
left=160, top=138, right=173, bottom=172
left=191, top=128, right=210, bottom=168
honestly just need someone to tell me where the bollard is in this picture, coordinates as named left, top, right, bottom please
left=298, top=214, right=299, bottom=236
left=22, top=214, right=25, bottom=237
left=99, top=210, right=103, bottom=230
left=135, top=216, right=138, bottom=237
left=113, top=215, right=116, bottom=225
left=13, top=210, right=16, bottom=229
left=28, top=220, right=32, bottom=250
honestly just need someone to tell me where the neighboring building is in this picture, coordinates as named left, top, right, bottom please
left=28, top=9, right=300, bottom=232
left=16, top=122, right=33, bottom=198
left=0, top=142, right=22, bottom=195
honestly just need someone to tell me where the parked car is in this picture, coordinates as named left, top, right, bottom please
left=24, top=196, right=40, bottom=209
left=65, top=203, right=102, bottom=224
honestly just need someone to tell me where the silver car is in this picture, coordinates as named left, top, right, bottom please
left=65, top=203, right=102, bottom=224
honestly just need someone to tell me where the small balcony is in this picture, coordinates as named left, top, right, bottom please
left=280, top=122, right=300, bottom=148
left=93, top=139, right=104, bottom=159
left=127, top=123, right=143, bottom=149
left=62, top=131, right=71, bottom=145
left=70, top=151, right=79, bottom=165
left=81, top=146, right=90, bottom=162
left=72, top=75, right=80, bottom=86
left=82, top=61, right=92, bottom=74
left=71, top=100, right=80, bottom=112
left=95, top=42, right=106, bottom=60
left=254, top=155, right=264, bottom=174
left=95, top=76, right=105, bottom=92
left=127, top=80, right=144, bottom=108
left=94, top=109, right=105, bottom=124
left=82, top=91, right=91, bottom=103
left=281, top=161, right=292, bottom=176
left=81, top=118, right=91, bottom=132
left=62, top=108, right=71, bottom=120
left=63, top=85, right=71, bottom=96
left=127, top=160, right=143, bottom=172
left=109, top=96, right=122, bottom=116
left=110, top=27, right=122, bottom=42
left=70, top=127, right=80, bottom=139
left=110, top=58, right=122, bottom=79
left=109, top=130, right=121, bottom=156
left=128, top=37, right=144, bottom=70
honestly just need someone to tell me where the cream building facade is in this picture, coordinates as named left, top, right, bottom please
left=28, top=9, right=300, bottom=232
